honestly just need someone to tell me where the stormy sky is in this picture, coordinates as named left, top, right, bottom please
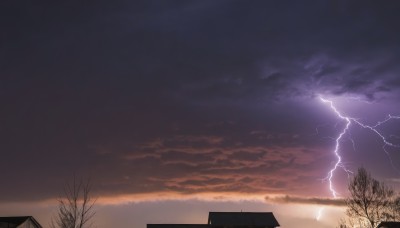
left=2, top=1, right=400, bottom=227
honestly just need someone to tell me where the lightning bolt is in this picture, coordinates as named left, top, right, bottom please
left=315, top=207, right=324, bottom=221
left=319, top=96, right=400, bottom=198
left=319, top=97, right=352, bottom=198
left=316, top=207, right=324, bottom=221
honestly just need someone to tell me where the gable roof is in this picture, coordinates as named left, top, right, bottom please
left=377, top=222, right=400, bottom=228
left=208, top=212, right=280, bottom=227
left=0, top=216, right=42, bottom=228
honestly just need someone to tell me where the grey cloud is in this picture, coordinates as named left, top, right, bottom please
left=82, top=132, right=330, bottom=197
left=228, top=151, right=267, bottom=162
left=265, top=195, right=346, bottom=206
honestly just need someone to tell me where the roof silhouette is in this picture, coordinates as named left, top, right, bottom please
left=0, top=216, right=42, bottom=228
left=148, top=225, right=210, bottom=228
left=147, top=211, right=280, bottom=228
left=377, top=221, right=400, bottom=228
left=208, top=212, right=280, bottom=227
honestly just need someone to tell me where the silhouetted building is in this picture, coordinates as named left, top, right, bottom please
left=377, top=222, right=400, bottom=228
left=148, top=225, right=209, bottom=228
left=208, top=212, right=280, bottom=227
left=148, top=212, right=280, bottom=228
left=0, top=216, right=42, bottom=228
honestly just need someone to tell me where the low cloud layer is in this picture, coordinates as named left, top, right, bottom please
left=266, top=195, right=346, bottom=207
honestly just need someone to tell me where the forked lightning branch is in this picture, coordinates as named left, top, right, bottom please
left=319, top=96, right=400, bottom=198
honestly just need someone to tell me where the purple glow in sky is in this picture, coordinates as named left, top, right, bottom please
left=315, top=95, right=400, bottom=220
left=2, top=1, right=400, bottom=227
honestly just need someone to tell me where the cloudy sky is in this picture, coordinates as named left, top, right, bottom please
left=2, top=1, right=400, bottom=227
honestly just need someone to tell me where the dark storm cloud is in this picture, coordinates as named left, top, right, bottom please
left=265, top=195, right=346, bottom=206
left=87, top=135, right=330, bottom=197
left=1, top=0, right=400, bottom=202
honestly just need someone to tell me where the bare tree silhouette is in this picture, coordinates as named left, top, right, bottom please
left=51, top=176, right=96, bottom=228
left=345, top=167, right=395, bottom=228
